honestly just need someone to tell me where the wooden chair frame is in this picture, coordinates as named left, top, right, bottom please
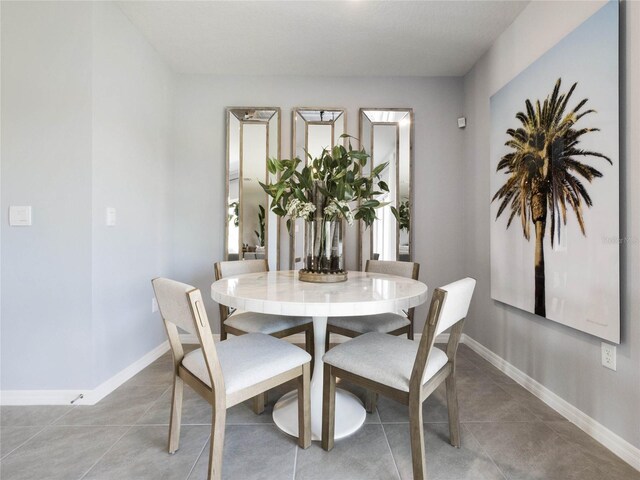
left=322, top=287, right=466, bottom=480
left=325, top=260, right=420, bottom=352
left=153, top=279, right=311, bottom=480
left=214, top=259, right=314, bottom=413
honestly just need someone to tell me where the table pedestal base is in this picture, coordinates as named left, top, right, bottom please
left=272, top=388, right=366, bottom=441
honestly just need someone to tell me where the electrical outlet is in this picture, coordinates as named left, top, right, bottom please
left=152, top=298, right=158, bottom=313
left=601, top=342, right=616, bottom=371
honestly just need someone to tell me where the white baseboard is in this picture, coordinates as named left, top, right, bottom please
left=0, top=341, right=170, bottom=406
left=462, top=334, right=640, bottom=472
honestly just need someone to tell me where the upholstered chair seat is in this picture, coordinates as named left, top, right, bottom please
left=326, top=313, right=411, bottom=335
left=225, top=310, right=312, bottom=335
left=323, top=333, right=447, bottom=392
left=182, top=333, right=311, bottom=394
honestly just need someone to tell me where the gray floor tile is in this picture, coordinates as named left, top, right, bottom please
left=188, top=424, right=297, bottom=480
left=56, top=385, right=167, bottom=426
left=497, top=384, right=565, bottom=421
left=377, top=386, right=449, bottom=424
left=295, top=424, right=400, bottom=480
left=458, top=382, right=540, bottom=422
left=545, top=421, right=640, bottom=479
left=0, top=426, right=127, bottom=480
left=125, top=360, right=174, bottom=387
left=0, top=426, right=43, bottom=459
left=82, top=425, right=209, bottom=480
left=383, top=422, right=506, bottom=480
left=466, top=421, right=599, bottom=480
left=138, top=387, right=215, bottom=426
left=0, top=406, right=72, bottom=426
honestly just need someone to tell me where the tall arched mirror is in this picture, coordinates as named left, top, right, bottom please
left=290, top=108, right=346, bottom=269
left=359, top=108, right=413, bottom=268
left=226, top=107, right=280, bottom=269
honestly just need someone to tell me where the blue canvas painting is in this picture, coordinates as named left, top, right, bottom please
left=490, top=2, right=619, bottom=343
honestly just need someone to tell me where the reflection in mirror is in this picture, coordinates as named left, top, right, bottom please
left=290, top=108, right=346, bottom=269
left=226, top=108, right=280, bottom=268
left=359, top=108, right=413, bottom=267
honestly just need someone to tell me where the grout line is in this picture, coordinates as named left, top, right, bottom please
left=0, top=405, right=79, bottom=460
left=461, top=423, right=509, bottom=480
left=186, top=433, right=210, bottom=480
left=77, top=425, right=135, bottom=480
left=78, top=385, right=171, bottom=480
left=380, top=422, right=403, bottom=480
left=0, top=425, right=48, bottom=460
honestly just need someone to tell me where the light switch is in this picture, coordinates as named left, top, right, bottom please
left=9, top=206, right=32, bottom=226
left=106, top=207, right=116, bottom=226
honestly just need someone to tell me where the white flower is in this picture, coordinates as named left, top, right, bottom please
left=324, top=200, right=354, bottom=226
left=286, top=198, right=316, bottom=218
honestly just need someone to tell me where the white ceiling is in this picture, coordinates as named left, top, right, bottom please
left=118, top=1, right=529, bottom=77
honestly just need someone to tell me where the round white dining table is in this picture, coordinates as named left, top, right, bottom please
left=211, top=270, right=428, bottom=441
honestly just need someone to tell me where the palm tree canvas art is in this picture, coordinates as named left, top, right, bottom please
left=489, top=1, right=619, bottom=343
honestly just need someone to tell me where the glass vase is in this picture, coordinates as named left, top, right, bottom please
left=299, top=217, right=346, bottom=283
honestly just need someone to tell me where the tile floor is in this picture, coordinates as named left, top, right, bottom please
left=1, top=344, right=638, bottom=480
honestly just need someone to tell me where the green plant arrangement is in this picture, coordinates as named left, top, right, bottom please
left=260, top=135, right=388, bottom=282
left=254, top=205, right=266, bottom=248
left=391, top=199, right=410, bottom=232
left=228, top=201, right=239, bottom=228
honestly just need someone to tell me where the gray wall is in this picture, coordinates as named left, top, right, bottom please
left=1, top=2, right=94, bottom=389
left=91, top=2, right=173, bottom=385
left=462, top=0, right=640, bottom=448
left=1, top=2, right=173, bottom=390
left=171, top=75, right=466, bottom=332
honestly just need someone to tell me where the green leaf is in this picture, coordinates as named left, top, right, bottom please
left=378, top=180, right=389, bottom=192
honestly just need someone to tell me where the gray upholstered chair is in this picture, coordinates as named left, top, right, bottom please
left=326, top=260, right=420, bottom=352
left=214, top=259, right=314, bottom=413
left=152, top=278, right=311, bottom=480
left=321, top=278, right=476, bottom=480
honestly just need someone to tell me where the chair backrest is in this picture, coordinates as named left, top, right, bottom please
left=410, top=277, right=476, bottom=390
left=366, top=260, right=420, bottom=320
left=152, top=277, right=224, bottom=395
left=214, top=259, right=269, bottom=326
left=214, top=259, right=268, bottom=280
left=365, top=260, right=419, bottom=280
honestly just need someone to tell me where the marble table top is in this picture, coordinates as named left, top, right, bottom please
left=211, top=270, right=428, bottom=317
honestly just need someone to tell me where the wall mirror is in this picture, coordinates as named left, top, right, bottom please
left=226, top=107, right=280, bottom=268
left=290, top=108, right=346, bottom=269
left=359, top=108, right=413, bottom=268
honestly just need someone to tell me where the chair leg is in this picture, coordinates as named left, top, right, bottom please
left=251, top=392, right=266, bottom=415
left=297, top=362, right=311, bottom=449
left=220, top=326, right=227, bottom=341
left=409, top=395, right=427, bottom=480
left=207, top=404, right=226, bottom=480
left=365, top=391, right=378, bottom=413
left=305, top=328, right=315, bottom=375
left=168, top=376, right=184, bottom=454
left=446, top=374, right=461, bottom=447
left=324, top=328, right=331, bottom=353
left=408, top=322, right=414, bottom=340
left=321, top=363, right=336, bottom=451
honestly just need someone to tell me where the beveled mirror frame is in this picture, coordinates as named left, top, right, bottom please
left=358, top=108, right=414, bottom=269
left=225, top=107, right=280, bottom=269
left=289, top=108, right=347, bottom=270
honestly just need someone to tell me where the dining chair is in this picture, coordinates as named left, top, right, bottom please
left=214, top=259, right=314, bottom=413
left=326, top=259, right=420, bottom=347
left=321, top=277, right=476, bottom=480
left=152, top=278, right=311, bottom=480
